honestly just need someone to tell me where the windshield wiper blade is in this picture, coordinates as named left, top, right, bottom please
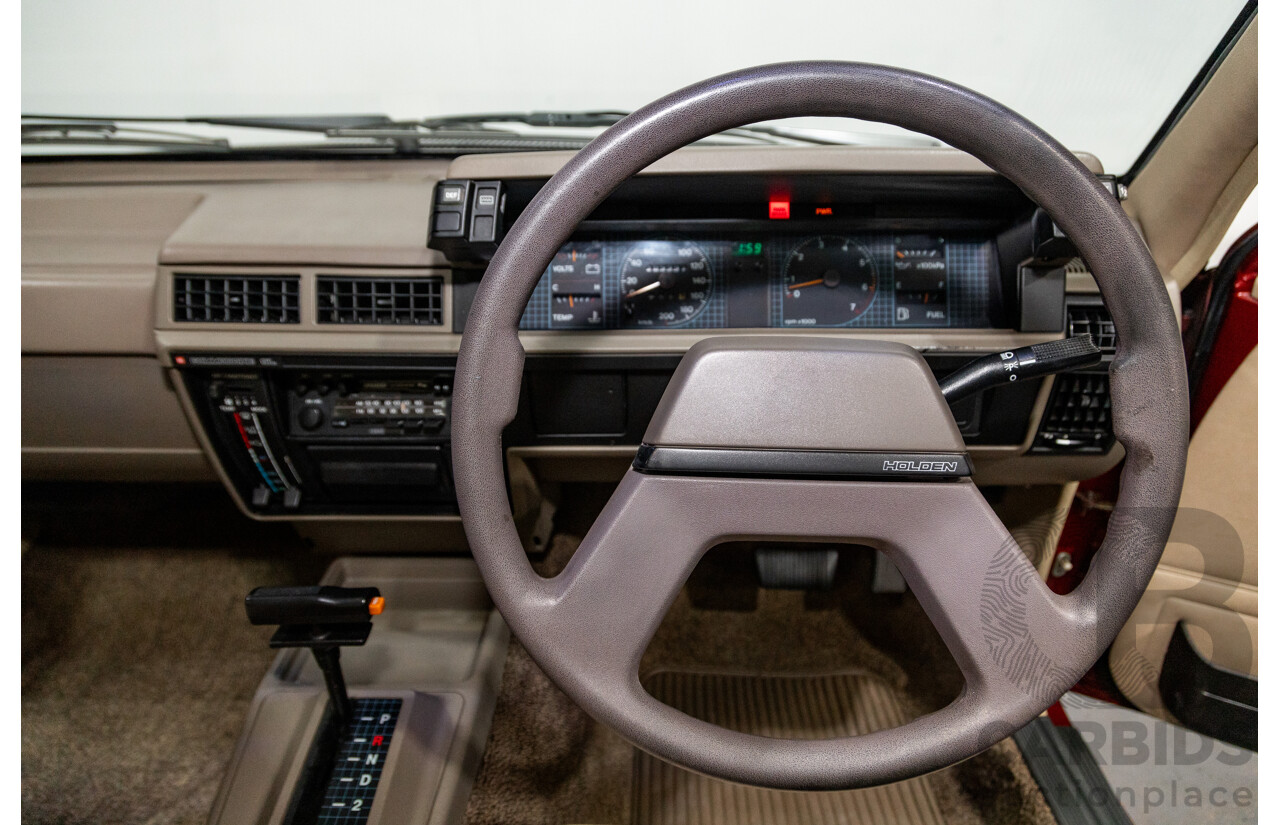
left=413, top=111, right=851, bottom=147
left=21, top=119, right=231, bottom=151
left=418, top=110, right=630, bottom=130
left=191, top=114, right=398, bottom=132
left=23, top=113, right=401, bottom=132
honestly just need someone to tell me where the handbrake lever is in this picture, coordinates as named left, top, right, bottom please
left=938, top=334, right=1102, bottom=404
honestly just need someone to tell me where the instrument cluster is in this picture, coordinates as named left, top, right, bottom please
left=518, top=233, right=996, bottom=331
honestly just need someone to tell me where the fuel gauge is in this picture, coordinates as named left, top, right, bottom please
left=892, top=235, right=949, bottom=327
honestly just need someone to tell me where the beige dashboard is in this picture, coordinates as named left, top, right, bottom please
left=22, top=147, right=1133, bottom=517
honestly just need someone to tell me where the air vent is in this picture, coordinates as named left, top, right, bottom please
left=316, top=276, right=443, bottom=325
left=1066, top=300, right=1117, bottom=355
left=1034, top=372, right=1113, bottom=453
left=173, top=274, right=300, bottom=323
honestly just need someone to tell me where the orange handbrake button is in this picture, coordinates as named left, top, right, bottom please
left=368, top=596, right=385, bottom=616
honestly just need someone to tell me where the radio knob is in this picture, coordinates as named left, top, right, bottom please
left=299, top=407, right=325, bottom=431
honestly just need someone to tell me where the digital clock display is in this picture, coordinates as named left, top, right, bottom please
left=734, top=241, right=764, bottom=256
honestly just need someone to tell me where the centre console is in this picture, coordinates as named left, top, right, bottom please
left=177, top=354, right=457, bottom=516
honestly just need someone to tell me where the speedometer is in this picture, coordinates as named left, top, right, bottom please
left=781, top=236, right=878, bottom=326
left=619, top=241, right=713, bottom=328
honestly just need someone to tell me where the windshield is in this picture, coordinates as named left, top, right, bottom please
left=23, top=0, right=1248, bottom=172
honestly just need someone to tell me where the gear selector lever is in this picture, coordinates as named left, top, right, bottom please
left=938, top=334, right=1102, bottom=404
left=245, top=585, right=384, bottom=722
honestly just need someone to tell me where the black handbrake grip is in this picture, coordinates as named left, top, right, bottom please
left=938, top=334, right=1102, bottom=404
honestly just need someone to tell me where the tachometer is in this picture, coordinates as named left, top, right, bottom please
left=781, top=236, right=878, bottom=326
left=620, top=241, right=713, bottom=328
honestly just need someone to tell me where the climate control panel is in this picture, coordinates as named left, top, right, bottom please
left=207, top=376, right=302, bottom=507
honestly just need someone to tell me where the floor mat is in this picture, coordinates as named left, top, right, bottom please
left=635, top=669, right=945, bottom=825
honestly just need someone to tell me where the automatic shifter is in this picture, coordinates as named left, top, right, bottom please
left=245, top=585, right=395, bottom=823
left=245, top=585, right=385, bottom=721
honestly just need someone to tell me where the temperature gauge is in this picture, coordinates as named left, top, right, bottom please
left=550, top=294, right=603, bottom=328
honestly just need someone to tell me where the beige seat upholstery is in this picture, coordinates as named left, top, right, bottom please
left=1110, top=347, right=1257, bottom=719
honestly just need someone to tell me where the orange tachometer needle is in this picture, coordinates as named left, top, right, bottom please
left=788, top=279, right=824, bottom=291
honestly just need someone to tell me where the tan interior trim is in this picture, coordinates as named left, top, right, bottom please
left=447, top=146, right=1105, bottom=180
left=21, top=447, right=212, bottom=481
left=158, top=181, right=451, bottom=268
left=154, top=327, right=1060, bottom=363
left=1167, top=146, right=1257, bottom=287
left=21, top=354, right=213, bottom=481
left=1110, top=347, right=1257, bottom=719
left=1125, top=17, right=1257, bottom=289
left=23, top=268, right=159, bottom=354
left=21, top=158, right=453, bottom=186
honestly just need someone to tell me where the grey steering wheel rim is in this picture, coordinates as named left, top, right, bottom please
left=452, top=61, right=1189, bottom=789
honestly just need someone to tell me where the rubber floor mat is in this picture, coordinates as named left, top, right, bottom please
left=634, top=669, right=946, bottom=825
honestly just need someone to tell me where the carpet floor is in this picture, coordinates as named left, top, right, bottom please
left=21, top=483, right=323, bottom=825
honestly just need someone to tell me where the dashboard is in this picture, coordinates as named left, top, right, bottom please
left=22, top=147, right=1134, bottom=525
left=518, top=234, right=995, bottom=331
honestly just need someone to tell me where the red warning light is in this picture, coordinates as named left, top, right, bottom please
left=768, top=200, right=790, bottom=220
left=814, top=207, right=834, bottom=216
left=174, top=355, right=187, bottom=366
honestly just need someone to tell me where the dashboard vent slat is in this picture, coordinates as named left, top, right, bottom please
left=1034, top=372, right=1114, bottom=453
left=173, top=274, right=300, bottom=324
left=1066, top=301, right=1117, bottom=355
left=317, top=276, right=443, bottom=326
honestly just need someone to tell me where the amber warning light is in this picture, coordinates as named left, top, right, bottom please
left=768, top=199, right=790, bottom=220
left=815, top=207, right=834, bottom=216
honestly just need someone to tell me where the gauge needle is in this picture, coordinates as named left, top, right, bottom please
left=788, top=279, right=825, bottom=291
left=625, top=281, right=662, bottom=299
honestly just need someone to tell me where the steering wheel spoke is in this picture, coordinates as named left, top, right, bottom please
left=517, top=469, right=1080, bottom=786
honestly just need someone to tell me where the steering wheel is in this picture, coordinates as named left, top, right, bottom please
left=452, top=62, right=1188, bottom=789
